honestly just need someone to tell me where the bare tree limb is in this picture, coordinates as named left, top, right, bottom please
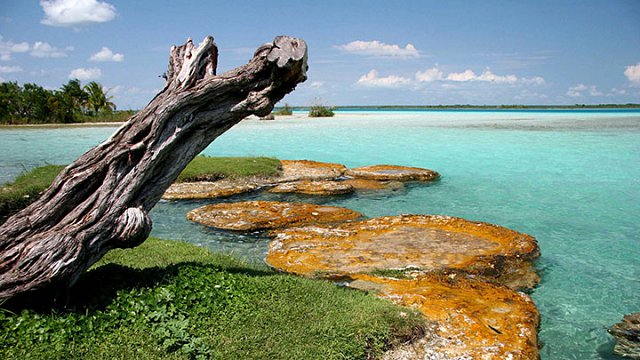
left=0, top=35, right=308, bottom=300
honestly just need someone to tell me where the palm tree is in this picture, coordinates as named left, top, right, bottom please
left=84, top=81, right=116, bottom=115
left=61, top=79, right=89, bottom=112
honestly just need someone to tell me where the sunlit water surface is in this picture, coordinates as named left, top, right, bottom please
left=1, top=110, right=639, bottom=359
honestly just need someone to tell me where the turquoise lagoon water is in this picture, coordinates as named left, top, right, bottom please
left=1, top=110, right=639, bottom=359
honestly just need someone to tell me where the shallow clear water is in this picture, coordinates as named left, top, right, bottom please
left=1, top=110, right=639, bottom=359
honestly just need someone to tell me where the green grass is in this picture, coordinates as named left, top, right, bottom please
left=176, top=156, right=282, bottom=182
left=0, top=238, right=426, bottom=359
left=1, top=156, right=281, bottom=222
left=0, top=164, right=65, bottom=222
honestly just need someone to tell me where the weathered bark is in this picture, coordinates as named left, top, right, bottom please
left=0, top=35, right=308, bottom=300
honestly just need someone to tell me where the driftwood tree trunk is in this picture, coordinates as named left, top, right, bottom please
left=0, top=35, right=308, bottom=300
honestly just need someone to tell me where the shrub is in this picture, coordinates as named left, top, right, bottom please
left=273, top=103, right=293, bottom=116
left=308, top=104, right=334, bottom=117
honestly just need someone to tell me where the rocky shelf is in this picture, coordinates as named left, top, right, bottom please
left=348, top=274, right=540, bottom=359
left=175, top=159, right=541, bottom=358
left=162, top=160, right=437, bottom=199
left=267, top=214, right=540, bottom=290
left=268, top=180, right=355, bottom=195
left=609, top=313, right=640, bottom=359
left=345, top=164, right=440, bottom=182
left=186, top=200, right=362, bottom=231
left=163, top=179, right=259, bottom=200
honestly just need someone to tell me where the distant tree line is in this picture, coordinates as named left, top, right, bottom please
left=0, top=80, right=128, bottom=124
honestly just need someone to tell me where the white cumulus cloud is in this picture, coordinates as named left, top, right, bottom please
left=415, top=67, right=443, bottom=82
left=357, top=69, right=411, bottom=88
left=445, top=69, right=520, bottom=83
left=69, top=67, right=101, bottom=80
left=446, top=69, right=477, bottom=82
left=477, top=69, right=518, bottom=84
left=338, top=40, right=420, bottom=58
left=566, top=84, right=602, bottom=97
left=31, top=41, right=72, bottom=58
left=0, top=65, right=22, bottom=73
left=624, top=62, right=640, bottom=84
left=41, top=0, right=117, bottom=27
left=0, top=35, right=30, bottom=61
left=566, top=84, right=587, bottom=97
left=521, top=76, right=546, bottom=85
left=90, top=46, right=124, bottom=62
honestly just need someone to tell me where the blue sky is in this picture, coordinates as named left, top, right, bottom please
left=1, top=0, right=639, bottom=109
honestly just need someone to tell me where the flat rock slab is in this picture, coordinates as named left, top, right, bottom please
left=267, top=214, right=540, bottom=289
left=342, top=178, right=405, bottom=191
left=187, top=200, right=362, bottom=231
left=268, top=180, right=355, bottom=195
left=162, top=180, right=259, bottom=200
left=276, top=160, right=347, bottom=182
left=345, top=165, right=440, bottom=182
left=609, top=313, right=640, bottom=359
left=347, top=274, right=540, bottom=360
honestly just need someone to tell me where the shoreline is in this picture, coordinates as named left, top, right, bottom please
left=2, top=107, right=640, bottom=128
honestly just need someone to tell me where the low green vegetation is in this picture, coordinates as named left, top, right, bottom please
left=308, top=104, right=335, bottom=117
left=0, top=238, right=426, bottom=359
left=273, top=103, right=293, bottom=116
left=176, top=156, right=281, bottom=182
left=0, top=156, right=281, bottom=222
left=0, top=80, right=127, bottom=124
left=0, top=164, right=65, bottom=222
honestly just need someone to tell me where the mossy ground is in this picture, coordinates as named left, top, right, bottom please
left=0, top=238, right=425, bottom=359
left=176, top=156, right=282, bottom=182
left=0, top=164, right=65, bottom=222
left=0, top=157, right=281, bottom=222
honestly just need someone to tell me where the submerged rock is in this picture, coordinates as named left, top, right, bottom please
left=346, top=274, right=540, bottom=360
left=162, top=180, right=259, bottom=200
left=187, top=200, right=362, bottom=231
left=609, top=313, right=640, bottom=359
left=341, top=178, right=405, bottom=192
left=345, top=165, right=440, bottom=182
left=275, top=160, right=347, bottom=182
left=267, top=214, right=540, bottom=290
left=268, top=180, right=355, bottom=195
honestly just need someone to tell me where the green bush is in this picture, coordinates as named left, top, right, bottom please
left=0, top=238, right=426, bottom=360
left=0, top=165, right=65, bottom=223
left=273, top=103, right=293, bottom=116
left=308, top=104, right=334, bottom=118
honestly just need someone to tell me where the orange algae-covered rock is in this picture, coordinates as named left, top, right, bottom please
left=341, top=178, right=405, bottom=191
left=347, top=274, right=540, bottom=360
left=266, top=214, right=540, bottom=289
left=345, top=165, right=440, bottom=182
left=187, top=200, right=362, bottom=231
left=276, top=160, right=347, bottom=182
left=162, top=180, right=258, bottom=200
left=268, top=180, right=355, bottom=195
